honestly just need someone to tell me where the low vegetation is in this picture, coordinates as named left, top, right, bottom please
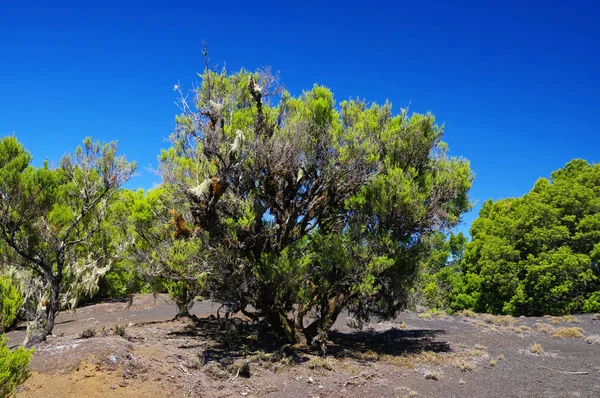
left=529, top=343, right=545, bottom=356
left=550, top=327, right=585, bottom=339
left=0, top=335, right=33, bottom=397
left=585, top=335, right=600, bottom=345
left=458, top=309, right=478, bottom=318
left=0, top=276, right=22, bottom=332
left=424, top=370, right=441, bottom=380
left=79, top=328, right=97, bottom=339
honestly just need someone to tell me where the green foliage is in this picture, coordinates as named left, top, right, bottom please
left=0, top=136, right=135, bottom=346
left=0, top=276, right=23, bottom=332
left=459, top=160, right=600, bottom=315
left=417, top=232, right=470, bottom=311
left=97, top=260, right=145, bottom=298
left=0, top=335, right=33, bottom=397
left=583, top=291, right=600, bottom=313
left=126, top=188, right=210, bottom=317
left=157, top=63, right=473, bottom=344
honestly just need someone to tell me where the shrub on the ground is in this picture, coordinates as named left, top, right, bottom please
left=0, top=335, right=33, bottom=397
left=0, top=276, right=22, bottom=332
left=529, top=343, right=544, bottom=355
left=550, top=327, right=584, bottom=338
left=583, top=291, right=600, bottom=313
left=97, top=260, right=146, bottom=299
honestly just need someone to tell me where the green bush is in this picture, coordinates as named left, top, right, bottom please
left=97, top=260, right=145, bottom=298
left=583, top=291, right=600, bottom=313
left=0, top=335, right=33, bottom=397
left=459, top=160, right=600, bottom=315
left=0, top=276, right=22, bottom=332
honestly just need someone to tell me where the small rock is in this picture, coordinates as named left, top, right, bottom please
left=119, top=381, right=128, bottom=388
left=307, top=377, right=315, bottom=384
left=237, top=360, right=251, bottom=378
left=110, top=385, right=117, bottom=390
left=108, top=355, right=117, bottom=364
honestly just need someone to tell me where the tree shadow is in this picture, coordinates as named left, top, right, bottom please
left=328, top=327, right=449, bottom=359
left=165, top=316, right=450, bottom=368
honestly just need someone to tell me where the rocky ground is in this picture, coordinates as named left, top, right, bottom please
left=6, top=294, right=600, bottom=397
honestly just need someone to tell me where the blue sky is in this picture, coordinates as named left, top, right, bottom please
left=1, top=0, right=599, bottom=236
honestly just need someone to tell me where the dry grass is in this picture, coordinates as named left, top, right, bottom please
left=545, top=315, right=580, bottom=325
left=79, top=328, right=96, bottom=339
left=496, top=354, right=505, bottom=361
left=550, top=327, right=585, bottom=338
left=529, top=343, right=545, bottom=356
left=455, top=360, right=475, bottom=372
left=114, top=324, right=127, bottom=337
left=248, top=350, right=294, bottom=372
left=396, top=386, right=419, bottom=397
left=418, top=313, right=432, bottom=320
left=400, top=321, right=407, bottom=329
left=432, top=310, right=448, bottom=319
left=585, top=335, right=600, bottom=345
left=308, top=357, right=334, bottom=371
left=355, top=349, right=380, bottom=362
left=481, top=314, right=518, bottom=327
left=458, top=309, right=478, bottom=318
left=594, top=313, right=600, bottom=320
left=380, top=345, right=487, bottom=372
left=561, top=315, right=580, bottom=323
left=534, top=323, right=552, bottom=333
left=202, top=361, right=229, bottom=380
left=424, top=370, right=441, bottom=380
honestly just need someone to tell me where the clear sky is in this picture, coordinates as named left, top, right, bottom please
left=1, top=0, right=599, bottom=236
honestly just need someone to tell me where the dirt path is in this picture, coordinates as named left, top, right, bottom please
left=7, top=295, right=600, bottom=397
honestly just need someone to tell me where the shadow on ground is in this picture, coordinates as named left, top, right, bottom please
left=165, top=316, right=449, bottom=367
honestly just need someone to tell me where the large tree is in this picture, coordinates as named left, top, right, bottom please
left=0, top=137, right=135, bottom=346
left=461, top=159, right=600, bottom=315
left=159, top=60, right=473, bottom=346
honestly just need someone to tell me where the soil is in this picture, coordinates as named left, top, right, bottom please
left=6, top=294, right=600, bottom=398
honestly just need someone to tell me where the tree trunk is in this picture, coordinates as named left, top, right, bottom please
left=263, top=307, right=295, bottom=343
left=175, top=302, right=192, bottom=319
left=302, top=294, right=346, bottom=348
left=171, top=284, right=195, bottom=319
left=174, top=294, right=194, bottom=319
left=25, top=277, right=59, bottom=348
left=293, top=307, right=309, bottom=346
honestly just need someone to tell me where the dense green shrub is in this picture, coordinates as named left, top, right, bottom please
left=150, top=65, right=473, bottom=345
left=459, top=159, right=600, bottom=315
left=418, top=232, right=469, bottom=312
left=97, top=260, right=146, bottom=299
left=0, top=276, right=22, bottom=332
left=583, top=291, right=600, bottom=313
left=0, top=335, right=33, bottom=397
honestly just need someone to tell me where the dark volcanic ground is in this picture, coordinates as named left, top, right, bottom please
left=7, top=295, right=600, bottom=398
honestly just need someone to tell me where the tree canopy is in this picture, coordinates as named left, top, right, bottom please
left=0, top=137, right=135, bottom=346
left=157, top=64, right=473, bottom=346
left=459, top=159, right=600, bottom=315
